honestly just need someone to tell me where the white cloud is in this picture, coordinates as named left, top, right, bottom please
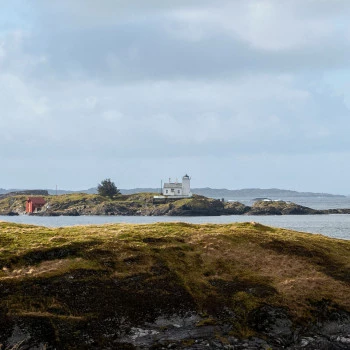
left=169, top=0, right=350, bottom=51
left=1, top=63, right=347, bottom=159
left=1, top=0, right=350, bottom=191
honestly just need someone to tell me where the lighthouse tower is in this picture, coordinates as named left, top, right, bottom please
left=182, top=174, right=191, bottom=196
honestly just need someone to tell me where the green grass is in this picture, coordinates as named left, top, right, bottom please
left=0, top=195, right=28, bottom=213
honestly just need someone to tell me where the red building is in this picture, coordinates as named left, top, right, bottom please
left=26, top=197, right=46, bottom=213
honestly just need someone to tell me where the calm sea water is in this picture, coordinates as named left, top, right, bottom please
left=228, top=195, right=350, bottom=210
left=0, top=214, right=350, bottom=240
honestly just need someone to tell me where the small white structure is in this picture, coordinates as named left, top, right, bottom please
left=162, top=174, right=192, bottom=197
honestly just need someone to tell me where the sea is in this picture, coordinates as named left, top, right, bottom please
left=1, top=196, right=350, bottom=240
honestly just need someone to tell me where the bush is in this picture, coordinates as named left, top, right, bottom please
left=97, top=179, right=120, bottom=198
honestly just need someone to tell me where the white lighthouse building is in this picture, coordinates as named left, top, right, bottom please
left=161, top=174, right=192, bottom=197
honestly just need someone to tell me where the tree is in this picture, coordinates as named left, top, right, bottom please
left=97, top=178, right=120, bottom=198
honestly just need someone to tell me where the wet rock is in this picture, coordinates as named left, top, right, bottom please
left=6, top=211, right=19, bottom=216
left=249, top=306, right=294, bottom=347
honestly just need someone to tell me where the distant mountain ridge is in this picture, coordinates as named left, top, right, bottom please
left=0, top=188, right=97, bottom=195
left=0, top=187, right=346, bottom=198
left=120, top=188, right=347, bottom=198
left=191, top=188, right=346, bottom=198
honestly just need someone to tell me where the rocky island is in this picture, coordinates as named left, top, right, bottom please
left=0, top=192, right=349, bottom=217
left=0, top=221, right=349, bottom=349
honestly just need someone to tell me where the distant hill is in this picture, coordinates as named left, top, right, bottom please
left=0, top=189, right=50, bottom=196
left=0, top=190, right=49, bottom=200
left=191, top=188, right=346, bottom=198
left=46, top=188, right=98, bottom=195
left=120, top=188, right=160, bottom=195
left=0, top=188, right=98, bottom=195
left=122, top=187, right=346, bottom=198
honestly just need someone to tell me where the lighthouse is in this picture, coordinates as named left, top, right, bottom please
left=160, top=174, right=192, bottom=197
left=182, top=174, right=191, bottom=196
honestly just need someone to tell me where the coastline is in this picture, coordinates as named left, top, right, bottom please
left=2, top=194, right=350, bottom=217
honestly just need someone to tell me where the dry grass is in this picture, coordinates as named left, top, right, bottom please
left=1, top=258, right=101, bottom=280
left=0, top=221, right=349, bottom=326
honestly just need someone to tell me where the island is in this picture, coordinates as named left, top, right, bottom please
left=0, top=221, right=349, bottom=349
left=0, top=192, right=350, bottom=216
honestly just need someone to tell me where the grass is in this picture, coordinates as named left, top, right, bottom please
left=0, top=195, right=28, bottom=213
left=0, top=221, right=349, bottom=343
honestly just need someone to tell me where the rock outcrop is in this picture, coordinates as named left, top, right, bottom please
left=247, top=200, right=320, bottom=215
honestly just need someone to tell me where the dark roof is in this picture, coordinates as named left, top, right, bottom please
left=27, top=197, right=46, bottom=205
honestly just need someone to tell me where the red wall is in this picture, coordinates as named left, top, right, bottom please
left=26, top=201, right=34, bottom=213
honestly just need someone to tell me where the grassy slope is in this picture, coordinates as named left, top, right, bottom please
left=0, top=195, right=28, bottom=213
left=0, top=221, right=349, bottom=344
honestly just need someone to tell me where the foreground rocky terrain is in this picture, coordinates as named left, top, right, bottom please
left=1, top=193, right=349, bottom=216
left=0, top=221, right=349, bottom=349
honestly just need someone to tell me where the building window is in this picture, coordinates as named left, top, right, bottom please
left=171, top=189, right=174, bottom=192
left=178, top=190, right=180, bottom=194
left=166, top=190, right=168, bottom=194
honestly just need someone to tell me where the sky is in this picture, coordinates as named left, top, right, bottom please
left=1, top=0, right=350, bottom=194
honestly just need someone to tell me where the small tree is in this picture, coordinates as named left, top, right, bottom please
left=97, top=178, right=120, bottom=198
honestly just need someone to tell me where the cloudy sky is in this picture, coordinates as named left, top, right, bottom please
left=1, top=0, right=350, bottom=193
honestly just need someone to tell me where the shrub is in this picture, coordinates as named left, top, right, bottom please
left=97, top=179, right=120, bottom=198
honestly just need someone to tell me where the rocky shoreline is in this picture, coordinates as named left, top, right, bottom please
left=1, top=193, right=350, bottom=217
left=8, top=307, right=349, bottom=349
